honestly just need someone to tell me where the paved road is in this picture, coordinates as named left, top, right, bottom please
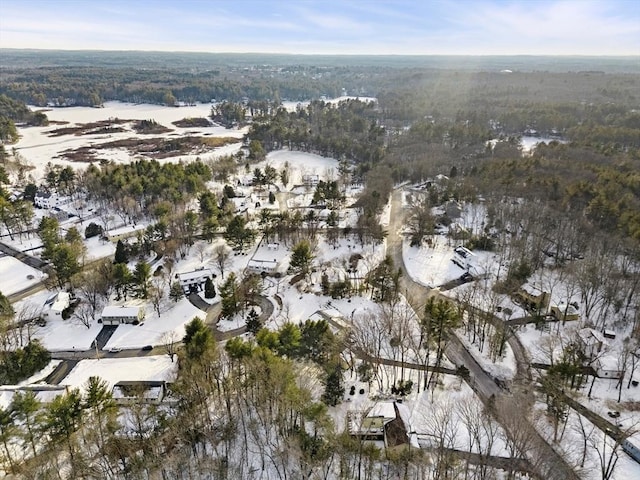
left=188, top=292, right=274, bottom=341
left=387, top=188, right=579, bottom=480
left=0, top=240, right=48, bottom=271
left=416, top=439, right=535, bottom=476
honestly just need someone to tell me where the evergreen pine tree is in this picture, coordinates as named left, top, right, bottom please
left=246, top=309, right=261, bottom=335
left=114, top=239, right=128, bottom=264
left=322, top=363, right=344, bottom=406
left=204, top=276, right=216, bottom=299
left=169, top=282, right=184, bottom=302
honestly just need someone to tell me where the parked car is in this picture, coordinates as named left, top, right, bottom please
left=108, top=347, right=122, bottom=353
left=141, top=345, right=153, bottom=351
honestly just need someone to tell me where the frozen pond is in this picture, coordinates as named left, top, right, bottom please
left=14, top=101, right=247, bottom=179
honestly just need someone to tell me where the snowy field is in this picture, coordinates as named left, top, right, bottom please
left=0, top=255, right=43, bottom=296
left=61, top=356, right=178, bottom=392
left=280, top=95, right=377, bottom=112
left=255, top=149, right=340, bottom=187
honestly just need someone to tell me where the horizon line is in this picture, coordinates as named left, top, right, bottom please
left=2, top=48, right=639, bottom=58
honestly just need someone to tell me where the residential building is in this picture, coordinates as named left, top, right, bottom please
left=348, top=401, right=418, bottom=449
left=101, top=305, right=145, bottom=325
left=515, top=284, right=551, bottom=313
left=176, top=268, right=215, bottom=294
left=112, top=380, right=168, bottom=404
left=106, top=224, right=147, bottom=243
left=452, top=246, right=475, bottom=271
left=42, top=291, right=71, bottom=321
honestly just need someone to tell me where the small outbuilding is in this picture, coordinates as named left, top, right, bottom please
left=112, top=380, right=168, bottom=404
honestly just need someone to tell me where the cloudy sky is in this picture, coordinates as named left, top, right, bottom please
left=1, top=0, right=639, bottom=55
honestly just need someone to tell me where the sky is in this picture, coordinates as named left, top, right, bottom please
left=1, top=0, right=639, bottom=56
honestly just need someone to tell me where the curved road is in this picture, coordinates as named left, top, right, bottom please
left=386, top=188, right=579, bottom=480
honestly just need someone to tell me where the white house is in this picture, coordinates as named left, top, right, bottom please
left=42, top=291, right=71, bottom=320
left=452, top=246, right=475, bottom=271
left=106, top=224, right=147, bottom=243
left=101, top=305, right=145, bottom=325
left=34, top=192, right=70, bottom=209
left=246, top=258, right=280, bottom=275
left=594, top=355, right=624, bottom=380
left=176, top=268, right=215, bottom=294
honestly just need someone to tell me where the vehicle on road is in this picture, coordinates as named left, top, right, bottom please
left=108, top=347, right=122, bottom=353
left=141, top=345, right=153, bottom=351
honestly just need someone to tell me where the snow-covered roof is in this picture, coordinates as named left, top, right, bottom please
left=521, top=282, right=546, bottom=296
left=367, top=401, right=396, bottom=420
left=552, top=303, right=579, bottom=316
left=579, top=328, right=607, bottom=345
left=177, top=268, right=213, bottom=282
left=598, top=354, right=621, bottom=370
left=101, top=305, right=142, bottom=318
left=44, top=291, right=70, bottom=313
left=0, top=386, right=68, bottom=409
left=453, top=246, right=475, bottom=259
left=107, top=224, right=146, bottom=237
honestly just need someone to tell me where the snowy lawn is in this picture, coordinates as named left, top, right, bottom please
left=33, top=312, right=103, bottom=352
left=104, top=297, right=206, bottom=350
left=0, top=256, right=44, bottom=296
left=61, top=355, right=178, bottom=392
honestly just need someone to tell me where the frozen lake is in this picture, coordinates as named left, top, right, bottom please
left=14, top=101, right=247, bottom=179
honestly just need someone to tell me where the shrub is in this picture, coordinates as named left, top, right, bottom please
left=84, top=222, right=103, bottom=239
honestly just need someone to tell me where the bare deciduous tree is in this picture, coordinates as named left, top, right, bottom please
left=214, top=243, right=232, bottom=279
left=161, top=331, right=179, bottom=362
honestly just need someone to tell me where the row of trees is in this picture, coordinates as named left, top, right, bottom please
left=0, top=94, right=48, bottom=144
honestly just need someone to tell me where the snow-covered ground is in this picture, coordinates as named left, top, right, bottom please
left=104, top=297, right=206, bottom=350
left=0, top=255, right=43, bottom=295
left=14, top=101, right=246, bottom=179
left=255, top=149, right=340, bottom=187
left=60, top=355, right=178, bottom=392
left=280, top=95, right=377, bottom=112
